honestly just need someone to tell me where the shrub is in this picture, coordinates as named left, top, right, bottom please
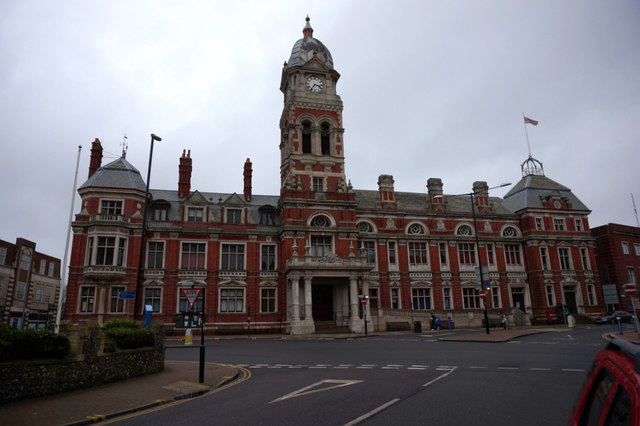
left=0, top=325, right=70, bottom=362
left=102, top=319, right=138, bottom=330
left=102, top=321, right=154, bottom=352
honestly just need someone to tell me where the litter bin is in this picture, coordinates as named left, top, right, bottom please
left=414, top=321, right=422, bottom=333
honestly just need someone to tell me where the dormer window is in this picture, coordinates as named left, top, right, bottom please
left=154, top=209, right=167, bottom=221
left=187, top=207, right=204, bottom=222
left=259, top=205, right=277, bottom=225
left=152, top=199, right=171, bottom=221
left=226, top=208, right=242, bottom=224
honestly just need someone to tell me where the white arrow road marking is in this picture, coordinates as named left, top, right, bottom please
left=423, top=367, right=456, bottom=387
left=269, top=379, right=363, bottom=403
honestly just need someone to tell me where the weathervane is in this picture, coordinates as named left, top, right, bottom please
left=121, top=133, right=128, bottom=158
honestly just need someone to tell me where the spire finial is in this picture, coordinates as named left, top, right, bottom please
left=303, top=15, right=313, bottom=38
left=121, top=133, right=128, bottom=158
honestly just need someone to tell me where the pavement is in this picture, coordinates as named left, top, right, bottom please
left=1, top=326, right=638, bottom=426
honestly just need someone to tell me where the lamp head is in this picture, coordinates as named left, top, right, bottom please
left=151, top=133, right=162, bottom=142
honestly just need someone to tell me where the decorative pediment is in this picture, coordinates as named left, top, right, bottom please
left=221, top=193, right=248, bottom=207
left=182, top=190, right=209, bottom=206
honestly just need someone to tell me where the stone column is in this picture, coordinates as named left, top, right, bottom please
left=304, top=276, right=313, bottom=321
left=290, top=275, right=300, bottom=322
left=348, top=277, right=362, bottom=332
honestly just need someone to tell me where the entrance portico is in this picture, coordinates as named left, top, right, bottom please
left=285, top=254, right=372, bottom=335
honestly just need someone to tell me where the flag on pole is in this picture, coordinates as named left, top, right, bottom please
left=524, top=116, right=538, bottom=126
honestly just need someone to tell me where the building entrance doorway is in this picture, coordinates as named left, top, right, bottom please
left=563, top=286, right=578, bottom=313
left=312, top=285, right=333, bottom=321
left=511, top=287, right=526, bottom=311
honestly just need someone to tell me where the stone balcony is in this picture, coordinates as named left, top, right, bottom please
left=83, top=265, right=126, bottom=281
left=89, top=214, right=131, bottom=224
left=286, top=253, right=372, bottom=272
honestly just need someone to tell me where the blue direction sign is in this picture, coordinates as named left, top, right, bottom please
left=118, top=291, right=136, bottom=300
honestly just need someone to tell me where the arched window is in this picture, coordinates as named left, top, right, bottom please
left=302, top=121, right=312, bottom=154
left=357, top=221, right=374, bottom=233
left=457, top=225, right=473, bottom=236
left=502, top=226, right=518, bottom=237
left=321, top=122, right=331, bottom=155
left=311, top=215, right=330, bottom=227
left=408, top=223, right=425, bottom=234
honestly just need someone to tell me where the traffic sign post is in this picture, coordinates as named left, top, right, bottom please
left=479, top=289, right=487, bottom=300
left=181, top=286, right=205, bottom=383
left=359, top=295, right=369, bottom=336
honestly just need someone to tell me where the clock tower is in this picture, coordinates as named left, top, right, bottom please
left=279, top=18, right=366, bottom=335
left=279, top=16, right=348, bottom=195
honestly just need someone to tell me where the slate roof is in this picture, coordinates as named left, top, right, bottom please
left=149, top=189, right=281, bottom=225
left=354, top=190, right=514, bottom=215
left=79, top=157, right=146, bottom=192
left=501, top=174, right=590, bottom=213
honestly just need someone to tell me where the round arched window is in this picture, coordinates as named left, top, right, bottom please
left=312, top=215, right=330, bottom=227
left=457, top=225, right=473, bottom=236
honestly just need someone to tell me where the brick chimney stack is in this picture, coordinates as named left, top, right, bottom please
left=244, top=158, right=253, bottom=202
left=178, top=149, right=192, bottom=199
left=472, top=181, right=489, bottom=208
left=88, top=138, right=103, bottom=178
left=427, top=177, right=444, bottom=209
left=377, top=174, right=396, bottom=207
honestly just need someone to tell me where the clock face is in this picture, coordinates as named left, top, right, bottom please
left=306, top=76, right=324, bottom=92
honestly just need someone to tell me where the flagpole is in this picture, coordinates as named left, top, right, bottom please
left=522, top=113, right=532, bottom=157
left=56, top=145, right=82, bottom=333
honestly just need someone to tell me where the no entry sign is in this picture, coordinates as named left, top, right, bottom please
left=623, top=283, right=637, bottom=296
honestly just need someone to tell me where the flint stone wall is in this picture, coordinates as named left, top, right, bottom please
left=0, top=321, right=164, bottom=404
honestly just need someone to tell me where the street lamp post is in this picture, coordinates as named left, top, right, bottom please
left=134, top=133, right=162, bottom=320
left=436, top=182, right=511, bottom=335
left=469, top=191, right=491, bottom=335
left=470, top=183, right=511, bottom=335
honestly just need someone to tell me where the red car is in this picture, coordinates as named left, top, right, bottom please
left=569, top=339, right=639, bottom=425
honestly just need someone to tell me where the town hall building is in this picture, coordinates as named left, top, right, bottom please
left=63, top=18, right=603, bottom=335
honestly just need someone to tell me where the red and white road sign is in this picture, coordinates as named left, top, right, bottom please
left=479, top=289, right=487, bottom=299
left=623, top=283, right=637, bottom=296
left=181, top=287, right=203, bottom=309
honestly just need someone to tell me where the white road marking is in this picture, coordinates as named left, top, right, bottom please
left=423, top=367, right=456, bottom=387
left=343, top=399, right=400, bottom=426
left=469, top=366, right=488, bottom=369
left=562, top=368, right=586, bottom=372
left=270, top=379, right=363, bottom=403
left=497, top=367, right=519, bottom=370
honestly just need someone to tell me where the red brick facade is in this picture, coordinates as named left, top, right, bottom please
left=62, top=18, right=604, bottom=334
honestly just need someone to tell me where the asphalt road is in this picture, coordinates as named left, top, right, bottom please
left=113, top=325, right=616, bottom=425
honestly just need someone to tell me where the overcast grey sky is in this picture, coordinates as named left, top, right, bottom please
left=1, top=0, right=639, bottom=262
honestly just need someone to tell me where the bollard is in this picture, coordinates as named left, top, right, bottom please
left=185, top=328, right=193, bottom=345
left=617, top=317, right=623, bottom=335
